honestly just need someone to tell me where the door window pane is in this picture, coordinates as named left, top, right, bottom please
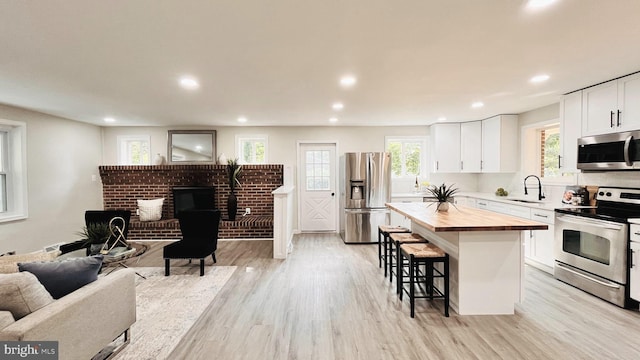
left=306, top=150, right=330, bottom=191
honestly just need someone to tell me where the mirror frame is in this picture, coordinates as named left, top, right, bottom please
left=167, top=130, right=217, bottom=164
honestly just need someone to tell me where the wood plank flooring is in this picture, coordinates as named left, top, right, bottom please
left=129, top=234, right=640, bottom=360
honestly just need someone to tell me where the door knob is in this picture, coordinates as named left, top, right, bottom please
left=331, top=192, right=335, bottom=196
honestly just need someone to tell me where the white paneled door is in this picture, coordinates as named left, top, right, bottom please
left=299, top=143, right=337, bottom=232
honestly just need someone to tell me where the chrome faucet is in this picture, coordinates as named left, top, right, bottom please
left=524, top=175, right=545, bottom=201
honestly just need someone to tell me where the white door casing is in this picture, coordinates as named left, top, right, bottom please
left=298, top=142, right=337, bottom=232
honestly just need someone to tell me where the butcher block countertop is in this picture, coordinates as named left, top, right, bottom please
left=386, top=202, right=548, bottom=232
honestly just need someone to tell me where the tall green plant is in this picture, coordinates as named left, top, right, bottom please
left=77, top=222, right=111, bottom=245
left=227, top=158, right=242, bottom=192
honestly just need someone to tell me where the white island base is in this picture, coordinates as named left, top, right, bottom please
left=411, top=226, right=522, bottom=315
left=386, top=202, right=547, bottom=316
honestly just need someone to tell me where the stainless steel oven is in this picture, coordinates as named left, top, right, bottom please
left=555, top=187, right=640, bottom=308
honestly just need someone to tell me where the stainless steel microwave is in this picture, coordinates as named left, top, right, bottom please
left=577, top=130, right=640, bottom=170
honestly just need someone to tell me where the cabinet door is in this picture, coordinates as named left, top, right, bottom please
left=532, top=224, right=555, bottom=270
left=481, top=117, right=501, bottom=172
left=582, top=80, right=618, bottom=136
left=460, top=121, right=482, bottom=172
left=618, top=73, right=640, bottom=132
left=559, top=92, right=582, bottom=173
left=431, top=123, right=461, bottom=173
left=630, top=241, right=640, bottom=302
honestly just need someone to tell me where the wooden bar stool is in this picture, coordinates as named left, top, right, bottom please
left=388, top=232, right=427, bottom=287
left=399, top=242, right=449, bottom=318
left=377, top=225, right=410, bottom=276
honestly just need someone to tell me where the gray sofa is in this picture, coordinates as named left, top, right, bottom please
left=0, top=268, right=136, bottom=359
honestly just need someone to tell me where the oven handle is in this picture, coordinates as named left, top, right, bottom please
left=624, top=135, right=633, bottom=166
left=556, top=263, right=621, bottom=289
left=556, top=215, right=624, bottom=231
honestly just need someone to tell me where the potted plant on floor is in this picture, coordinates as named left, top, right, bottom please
left=226, top=158, right=242, bottom=221
left=426, top=183, right=459, bottom=212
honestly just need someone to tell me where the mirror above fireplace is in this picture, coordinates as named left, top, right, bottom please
left=167, top=130, right=216, bottom=164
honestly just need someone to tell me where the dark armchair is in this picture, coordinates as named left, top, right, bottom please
left=163, top=209, right=221, bottom=276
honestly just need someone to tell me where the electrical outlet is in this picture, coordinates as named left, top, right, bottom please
left=246, top=207, right=251, bottom=214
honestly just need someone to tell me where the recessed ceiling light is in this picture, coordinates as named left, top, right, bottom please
left=339, top=75, right=357, bottom=88
left=526, top=0, right=557, bottom=9
left=329, top=117, right=338, bottom=123
left=237, top=117, right=247, bottom=123
left=103, top=117, right=116, bottom=123
left=195, top=145, right=203, bottom=151
left=179, top=76, right=199, bottom=90
left=332, top=102, right=344, bottom=110
left=437, top=117, right=447, bottom=122
left=471, top=102, right=484, bottom=109
left=530, top=74, right=550, bottom=83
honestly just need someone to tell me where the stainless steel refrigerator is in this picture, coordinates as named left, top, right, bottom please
left=340, top=152, right=391, bottom=244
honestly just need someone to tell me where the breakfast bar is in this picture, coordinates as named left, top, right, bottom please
left=386, top=202, right=548, bottom=315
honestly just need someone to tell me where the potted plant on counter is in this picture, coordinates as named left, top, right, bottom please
left=426, top=183, right=459, bottom=212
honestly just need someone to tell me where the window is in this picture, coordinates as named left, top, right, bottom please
left=385, top=136, right=428, bottom=178
left=0, top=119, right=28, bottom=222
left=117, top=135, right=150, bottom=165
left=521, top=121, right=574, bottom=183
left=236, top=135, right=268, bottom=164
left=305, top=150, right=330, bottom=190
left=541, top=126, right=560, bottom=177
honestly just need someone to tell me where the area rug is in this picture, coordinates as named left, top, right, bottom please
left=106, top=265, right=236, bottom=360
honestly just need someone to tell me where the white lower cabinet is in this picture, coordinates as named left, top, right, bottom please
left=390, top=197, right=423, bottom=228
left=525, top=209, right=555, bottom=273
left=469, top=196, right=555, bottom=274
left=630, top=224, right=640, bottom=302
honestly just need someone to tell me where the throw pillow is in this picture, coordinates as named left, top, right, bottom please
left=18, top=255, right=104, bottom=299
left=138, top=198, right=164, bottom=221
left=0, top=272, right=54, bottom=320
left=0, top=250, right=61, bottom=274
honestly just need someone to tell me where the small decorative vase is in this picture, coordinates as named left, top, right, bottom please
left=218, top=153, right=228, bottom=165
left=227, top=192, right=238, bottom=221
left=437, top=202, right=449, bottom=212
left=153, top=153, right=166, bottom=165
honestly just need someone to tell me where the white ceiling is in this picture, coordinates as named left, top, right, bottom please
left=1, top=0, right=640, bottom=127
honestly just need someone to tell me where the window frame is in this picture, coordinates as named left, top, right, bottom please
left=0, top=119, right=28, bottom=223
left=117, top=135, right=151, bottom=165
left=236, top=135, right=268, bottom=164
left=384, top=136, right=428, bottom=179
left=520, top=120, right=577, bottom=185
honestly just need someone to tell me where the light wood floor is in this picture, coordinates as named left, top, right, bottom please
left=130, top=234, right=640, bottom=360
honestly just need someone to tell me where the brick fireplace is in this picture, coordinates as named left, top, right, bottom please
left=99, top=164, right=283, bottom=240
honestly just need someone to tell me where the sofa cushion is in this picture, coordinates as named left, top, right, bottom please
left=0, top=272, right=54, bottom=320
left=138, top=198, right=164, bottom=221
left=0, top=250, right=61, bottom=274
left=0, top=311, right=15, bottom=329
left=18, top=255, right=104, bottom=299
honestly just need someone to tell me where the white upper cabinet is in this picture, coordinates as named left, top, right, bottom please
left=559, top=91, right=582, bottom=173
left=617, top=72, right=640, bottom=132
left=431, top=123, right=461, bottom=173
left=481, top=115, right=518, bottom=173
left=582, top=73, right=640, bottom=136
left=460, top=121, right=482, bottom=172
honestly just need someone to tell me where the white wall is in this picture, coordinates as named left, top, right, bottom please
left=0, top=105, right=103, bottom=254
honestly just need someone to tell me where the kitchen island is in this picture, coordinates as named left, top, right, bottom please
left=386, top=202, right=548, bottom=315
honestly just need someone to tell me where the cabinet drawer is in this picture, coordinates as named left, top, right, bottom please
left=506, top=205, right=531, bottom=219
left=632, top=224, right=640, bottom=242
left=531, top=209, right=555, bottom=224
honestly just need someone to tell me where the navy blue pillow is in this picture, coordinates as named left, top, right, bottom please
left=18, top=255, right=104, bottom=299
